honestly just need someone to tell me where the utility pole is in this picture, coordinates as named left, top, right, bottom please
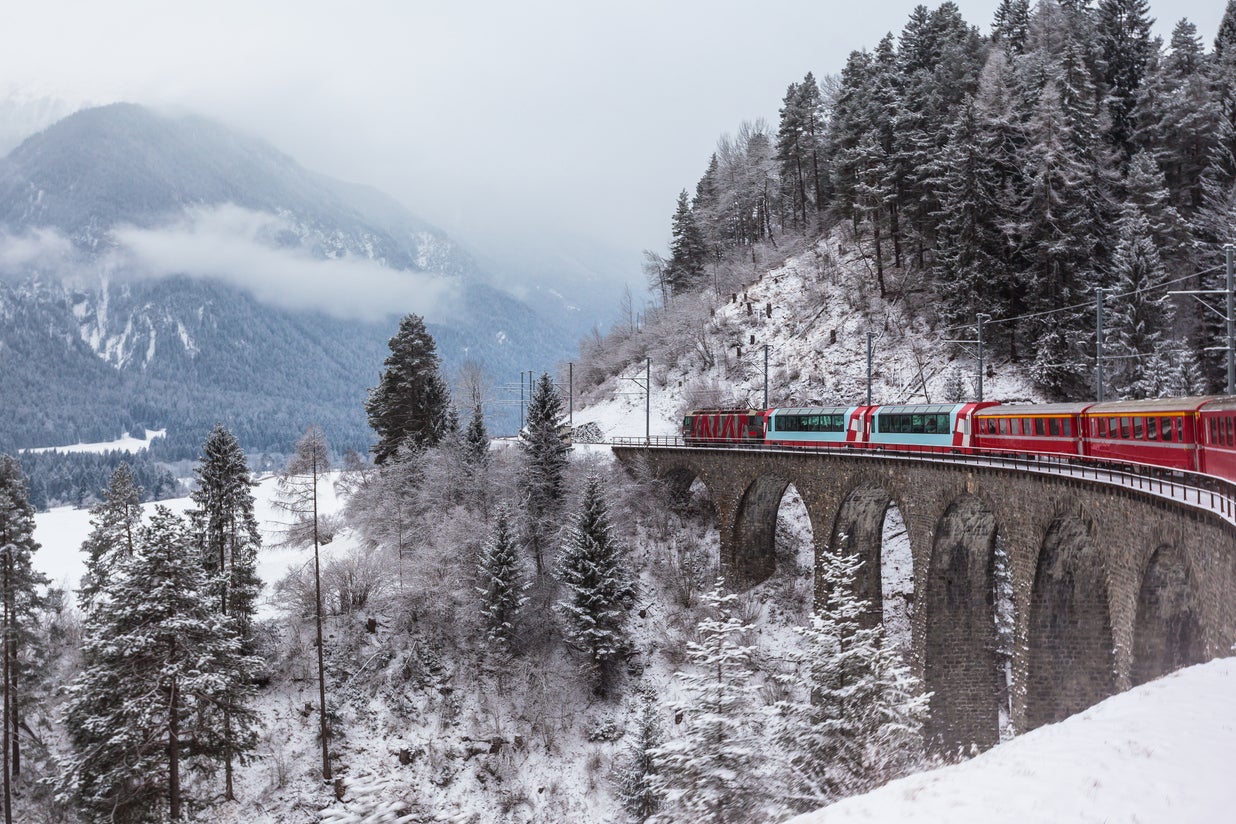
left=866, top=331, right=874, bottom=406
left=1095, top=288, right=1105, bottom=402
left=1168, top=246, right=1236, bottom=396
left=645, top=358, right=651, bottom=444
left=519, top=371, right=526, bottom=432
left=1227, top=245, right=1234, bottom=395
left=977, top=313, right=990, bottom=402
left=763, top=345, right=769, bottom=408
left=568, top=362, right=574, bottom=427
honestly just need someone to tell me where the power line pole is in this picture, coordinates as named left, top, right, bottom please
left=977, top=313, right=990, bottom=402
left=568, top=362, right=574, bottom=428
left=763, top=344, right=769, bottom=408
left=1095, top=288, right=1105, bottom=402
left=1227, top=244, right=1234, bottom=395
left=645, top=358, right=651, bottom=444
left=866, top=331, right=874, bottom=406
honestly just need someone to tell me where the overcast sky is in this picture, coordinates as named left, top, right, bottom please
left=1, top=0, right=1229, bottom=295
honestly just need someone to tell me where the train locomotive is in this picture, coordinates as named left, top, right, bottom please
left=681, top=395, right=1236, bottom=484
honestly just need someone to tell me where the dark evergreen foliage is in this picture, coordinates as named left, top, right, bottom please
left=556, top=475, right=636, bottom=696
left=477, top=507, right=529, bottom=652
left=519, top=373, right=570, bottom=576
left=78, top=463, right=143, bottom=613
left=366, top=314, right=451, bottom=464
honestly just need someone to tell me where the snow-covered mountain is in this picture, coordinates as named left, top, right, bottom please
left=0, top=103, right=573, bottom=454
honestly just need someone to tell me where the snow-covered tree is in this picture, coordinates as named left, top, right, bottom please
left=556, top=475, right=636, bottom=695
left=665, top=190, right=707, bottom=295
left=617, top=692, right=664, bottom=823
left=651, top=582, right=770, bottom=823
left=78, top=462, right=142, bottom=613
left=520, top=373, right=570, bottom=576
left=274, top=425, right=334, bottom=781
left=366, top=313, right=451, bottom=464
left=477, top=507, right=528, bottom=652
left=187, top=424, right=262, bottom=801
left=58, top=506, right=259, bottom=822
left=1105, top=210, right=1172, bottom=398
left=0, top=456, right=47, bottom=815
left=774, top=547, right=927, bottom=813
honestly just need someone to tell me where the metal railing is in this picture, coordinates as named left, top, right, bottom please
left=609, top=436, right=1236, bottom=526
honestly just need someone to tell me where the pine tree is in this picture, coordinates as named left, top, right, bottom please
left=774, top=548, right=927, bottom=813
left=476, top=507, right=528, bottom=652
left=520, top=373, right=570, bottom=576
left=57, top=507, right=259, bottom=822
left=274, top=426, right=334, bottom=781
left=187, top=424, right=261, bottom=801
left=0, top=456, right=48, bottom=819
left=650, top=582, right=769, bottom=823
left=78, top=462, right=143, bottom=613
left=464, top=403, right=490, bottom=472
left=665, top=191, right=707, bottom=296
left=1105, top=210, right=1172, bottom=398
left=556, top=475, right=635, bottom=696
left=366, top=314, right=451, bottom=464
left=617, top=692, right=663, bottom=822
left=1097, top=0, right=1156, bottom=163
left=992, top=0, right=1031, bottom=54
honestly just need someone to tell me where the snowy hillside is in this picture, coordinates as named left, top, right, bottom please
left=574, top=230, right=1039, bottom=441
left=790, top=657, right=1236, bottom=824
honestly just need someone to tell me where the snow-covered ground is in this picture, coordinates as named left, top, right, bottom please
left=790, top=657, right=1236, bottom=824
left=34, top=472, right=356, bottom=617
left=23, top=428, right=167, bottom=455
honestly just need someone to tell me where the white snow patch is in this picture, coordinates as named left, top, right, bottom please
left=789, top=657, right=1236, bottom=824
left=23, top=428, right=166, bottom=455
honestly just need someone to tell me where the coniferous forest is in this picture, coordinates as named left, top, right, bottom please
left=642, top=0, right=1236, bottom=402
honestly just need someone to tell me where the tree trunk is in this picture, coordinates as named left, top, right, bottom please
left=169, top=671, right=180, bottom=820
left=313, top=452, right=332, bottom=782
left=2, top=554, right=10, bottom=824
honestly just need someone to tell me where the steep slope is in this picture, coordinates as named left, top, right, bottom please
left=574, top=231, right=1039, bottom=442
left=0, top=103, right=571, bottom=454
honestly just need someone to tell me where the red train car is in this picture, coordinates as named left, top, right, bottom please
left=1079, top=397, right=1216, bottom=472
left=971, top=403, right=1090, bottom=458
left=1196, top=396, right=1236, bottom=479
left=681, top=409, right=766, bottom=445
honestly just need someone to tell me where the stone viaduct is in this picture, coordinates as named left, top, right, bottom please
left=612, top=445, right=1236, bottom=751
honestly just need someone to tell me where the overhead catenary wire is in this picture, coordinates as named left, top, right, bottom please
left=930, top=264, right=1225, bottom=338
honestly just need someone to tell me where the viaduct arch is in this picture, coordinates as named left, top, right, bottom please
left=614, top=445, right=1236, bottom=750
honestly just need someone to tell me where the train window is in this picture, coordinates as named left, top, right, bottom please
left=1119, top=417, right=1129, bottom=438
left=1133, top=417, right=1143, bottom=439
left=1048, top=418, right=1060, bottom=437
left=1033, top=418, right=1045, bottom=436
left=1161, top=417, right=1172, bottom=442
left=1210, top=419, right=1218, bottom=444
left=1109, top=417, right=1119, bottom=437
left=1096, top=418, right=1107, bottom=437
left=998, top=418, right=1008, bottom=435
left=1147, top=419, right=1158, bottom=440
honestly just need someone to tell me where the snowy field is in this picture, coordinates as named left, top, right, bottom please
left=34, top=472, right=357, bottom=615
left=790, top=658, right=1236, bottom=824
left=22, top=428, right=167, bottom=455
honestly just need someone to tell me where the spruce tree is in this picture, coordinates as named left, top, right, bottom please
left=520, top=373, right=570, bottom=576
left=556, top=475, right=635, bottom=696
left=366, top=314, right=451, bottom=464
left=1105, top=210, right=1172, bottom=398
left=650, top=582, right=769, bottom=823
left=1097, top=0, right=1156, bottom=163
left=0, top=456, right=47, bottom=819
left=57, top=507, right=259, bottom=822
left=774, top=548, right=926, bottom=813
left=617, top=692, right=663, bottom=822
left=665, top=191, right=707, bottom=296
left=187, top=424, right=262, bottom=801
left=476, top=507, right=528, bottom=652
left=78, top=462, right=143, bottom=613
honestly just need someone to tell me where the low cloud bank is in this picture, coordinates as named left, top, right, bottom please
left=0, top=204, right=458, bottom=323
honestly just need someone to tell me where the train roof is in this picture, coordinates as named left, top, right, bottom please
left=1197, top=395, right=1236, bottom=412
left=874, top=404, right=964, bottom=414
left=974, top=402, right=1094, bottom=416
left=770, top=406, right=855, bottom=415
left=1085, top=396, right=1224, bottom=415
left=684, top=408, right=764, bottom=415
